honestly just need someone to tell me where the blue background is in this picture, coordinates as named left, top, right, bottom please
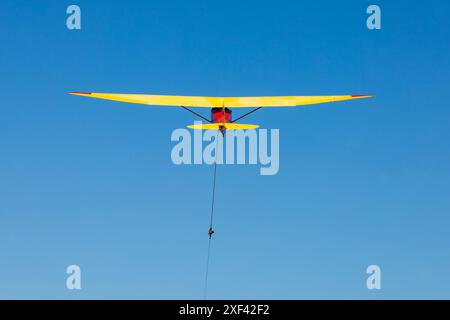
left=0, top=0, right=449, bottom=299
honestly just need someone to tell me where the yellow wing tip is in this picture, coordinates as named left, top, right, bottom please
left=69, top=92, right=92, bottom=96
left=351, top=94, right=374, bottom=99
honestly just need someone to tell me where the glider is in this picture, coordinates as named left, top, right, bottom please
left=70, top=90, right=373, bottom=297
left=70, top=92, right=372, bottom=134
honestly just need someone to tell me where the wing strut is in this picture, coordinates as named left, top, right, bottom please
left=231, top=107, right=262, bottom=123
left=180, top=106, right=212, bottom=123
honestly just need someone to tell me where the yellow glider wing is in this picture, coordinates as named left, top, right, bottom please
left=70, top=92, right=223, bottom=108
left=70, top=92, right=372, bottom=108
left=223, top=95, right=372, bottom=107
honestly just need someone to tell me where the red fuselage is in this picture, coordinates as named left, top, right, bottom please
left=211, top=108, right=232, bottom=123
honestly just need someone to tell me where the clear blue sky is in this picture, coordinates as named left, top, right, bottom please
left=1, top=0, right=450, bottom=299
